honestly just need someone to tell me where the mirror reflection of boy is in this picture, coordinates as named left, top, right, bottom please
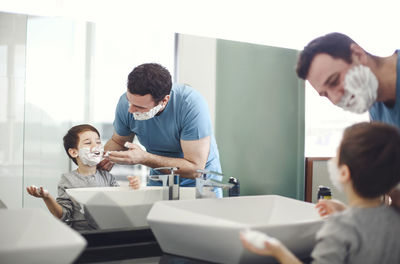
left=26, top=124, right=140, bottom=231
left=241, top=122, right=400, bottom=263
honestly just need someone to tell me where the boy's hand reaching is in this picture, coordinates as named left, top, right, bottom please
left=315, top=199, right=347, bottom=217
left=240, top=230, right=282, bottom=256
left=127, top=176, right=141, bottom=190
left=240, top=229, right=303, bottom=264
left=26, top=185, right=50, bottom=198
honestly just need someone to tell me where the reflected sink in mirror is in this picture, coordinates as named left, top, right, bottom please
left=66, top=186, right=167, bottom=229
left=0, top=208, right=86, bottom=264
left=147, top=195, right=323, bottom=264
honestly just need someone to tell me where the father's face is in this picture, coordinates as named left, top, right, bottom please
left=126, top=91, right=157, bottom=114
left=307, top=53, right=353, bottom=105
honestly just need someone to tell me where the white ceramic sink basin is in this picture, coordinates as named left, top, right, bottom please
left=147, top=195, right=323, bottom=264
left=0, top=208, right=86, bottom=264
left=66, top=186, right=166, bottom=229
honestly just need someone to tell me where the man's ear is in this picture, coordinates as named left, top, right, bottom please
left=160, top=94, right=170, bottom=107
left=339, top=164, right=351, bottom=184
left=68, top=148, right=78, bottom=158
left=350, top=43, right=368, bottom=65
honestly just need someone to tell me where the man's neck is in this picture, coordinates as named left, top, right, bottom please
left=374, top=52, right=398, bottom=104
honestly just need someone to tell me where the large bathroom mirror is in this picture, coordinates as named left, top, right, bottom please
left=0, top=11, right=305, bottom=215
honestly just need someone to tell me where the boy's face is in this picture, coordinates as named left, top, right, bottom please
left=77, top=130, right=102, bottom=151
left=68, top=130, right=103, bottom=166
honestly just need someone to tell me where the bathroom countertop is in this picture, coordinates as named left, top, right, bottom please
left=74, top=227, right=312, bottom=264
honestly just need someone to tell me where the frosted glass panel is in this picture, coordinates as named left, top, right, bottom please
left=0, top=12, right=27, bottom=208
left=23, top=17, right=88, bottom=209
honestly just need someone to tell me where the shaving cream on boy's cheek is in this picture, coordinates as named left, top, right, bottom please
left=327, top=158, right=343, bottom=192
left=79, top=145, right=104, bottom=166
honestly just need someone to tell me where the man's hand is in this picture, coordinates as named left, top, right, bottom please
left=97, top=158, right=115, bottom=171
left=107, top=142, right=147, bottom=165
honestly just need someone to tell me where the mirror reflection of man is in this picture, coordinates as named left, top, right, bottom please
left=99, top=63, right=222, bottom=197
left=296, top=32, right=400, bottom=208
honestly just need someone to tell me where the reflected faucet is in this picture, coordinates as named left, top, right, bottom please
left=148, top=167, right=180, bottom=200
left=195, top=169, right=234, bottom=198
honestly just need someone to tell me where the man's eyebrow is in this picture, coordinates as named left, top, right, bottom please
left=126, top=95, right=147, bottom=109
left=324, top=72, right=339, bottom=86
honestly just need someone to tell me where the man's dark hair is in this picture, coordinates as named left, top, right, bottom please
left=63, top=124, right=100, bottom=165
left=127, top=63, right=172, bottom=104
left=296, top=32, right=356, bottom=80
left=339, top=122, right=400, bottom=198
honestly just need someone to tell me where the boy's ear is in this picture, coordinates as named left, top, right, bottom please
left=339, top=164, right=351, bottom=184
left=68, top=148, right=78, bottom=158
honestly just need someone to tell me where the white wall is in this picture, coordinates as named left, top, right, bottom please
left=176, top=34, right=217, bottom=129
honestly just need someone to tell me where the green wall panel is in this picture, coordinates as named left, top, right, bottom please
left=215, top=39, right=305, bottom=199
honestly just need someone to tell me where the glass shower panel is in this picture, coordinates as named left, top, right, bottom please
left=23, top=17, right=88, bottom=209
left=0, top=13, right=27, bottom=208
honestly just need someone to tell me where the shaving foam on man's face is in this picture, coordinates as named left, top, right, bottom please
left=132, top=103, right=163, bottom=120
left=336, top=64, right=378, bottom=114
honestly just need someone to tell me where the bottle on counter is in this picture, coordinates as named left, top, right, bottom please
left=317, top=185, right=332, bottom=200
left=228, top=177, right=240, bottom=197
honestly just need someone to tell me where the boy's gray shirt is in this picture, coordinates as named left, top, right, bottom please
left=56, top=169, right=119, bottom=231
left=311, top=205, right=400, bottom=264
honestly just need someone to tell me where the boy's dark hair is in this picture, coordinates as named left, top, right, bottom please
left=63, top=124, right=100, bottom=165
left=339, top=122, right=400, bottom=198
left=296, top=32, right=356, bottom=80
left=127, top=63, right=172, bottom=104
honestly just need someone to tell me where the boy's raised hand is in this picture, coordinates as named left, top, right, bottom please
left=26, top=185, right=50, bottom=198
left=315, top=199, right=347, bottom=217
left=127, top=175, right=141, bottom=190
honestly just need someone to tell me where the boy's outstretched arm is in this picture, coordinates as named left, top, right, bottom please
left=240, top=232, right=303, bottom=264
left=26, top=186, right=63, bottom=218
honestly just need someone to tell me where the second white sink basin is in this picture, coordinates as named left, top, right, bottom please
left=147, top=195, right=323, bottom=264
left=0, top=208, right=86, bottom=264
left=66, top=186, right=165, bottom=229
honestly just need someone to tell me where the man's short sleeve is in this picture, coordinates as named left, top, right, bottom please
left=180, top=89, right=213, bottom=141
left=113, top=93, right=133, bottom=136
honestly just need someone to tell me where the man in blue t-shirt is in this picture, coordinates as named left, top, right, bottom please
left=101, top=63, right=222, bottom=197
left=295, top=32, right=400, bottom=209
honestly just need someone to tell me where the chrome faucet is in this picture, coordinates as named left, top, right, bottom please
left=148, top=167, right=180, bottom=200
left=195, top=169, right=234, bottom=198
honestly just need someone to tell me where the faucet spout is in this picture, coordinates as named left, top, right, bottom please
left=195, top=169, right=234, bottom=198
left=148, top=167, right=180, bottom=200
